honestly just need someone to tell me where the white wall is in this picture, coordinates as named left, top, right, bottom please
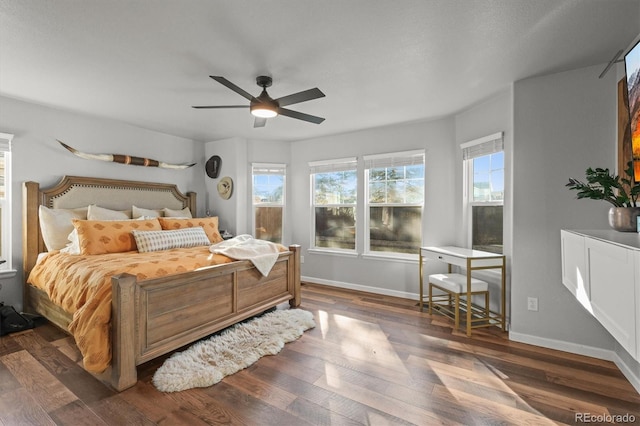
left=511, top=64, right=616, bottom=352
left=204, top=137, right=247, bottom=235
left=289, top=118, right=457, bottom=297
left=0, top=95, right=206, bottom=310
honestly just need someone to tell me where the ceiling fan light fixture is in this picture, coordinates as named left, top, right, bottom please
left=250, top=104, right=278, bottom=118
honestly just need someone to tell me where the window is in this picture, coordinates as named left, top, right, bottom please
left=364, top=150, right=425, bottom=255
left=0, top=133, right=12, bottom=269
left=462, top=132, right=504, bottom=254
left=310, top=158, right=357, bottom=251
left=252, top=163, right=285, bottom=243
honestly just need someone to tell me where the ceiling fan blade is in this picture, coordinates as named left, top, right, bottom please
left=275, top=88, right=325, bottom=107
left=192, top=105, right=248, bottom=109
left=210, top=76, right=255, bottom=101
left=254, top=117, right=267, bottom=128
left=277, top=107, right=325, bottom=124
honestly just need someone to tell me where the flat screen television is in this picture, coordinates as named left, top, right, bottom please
left=624, top=38, right=640, bottom=181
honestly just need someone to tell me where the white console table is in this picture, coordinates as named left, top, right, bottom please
left=561, top=230, right=640, bottom=361
left=419, top=246, right=506, bottom=336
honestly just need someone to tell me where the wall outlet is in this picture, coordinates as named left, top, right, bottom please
left=300, top=256, right=305, bottom=264
left=527, top=297, right=539, bottom=311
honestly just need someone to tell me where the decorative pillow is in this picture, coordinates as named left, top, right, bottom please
left=60, top=229, right=80, bottom=255
left=131, top=227, right=210, bottom=253
left=72, top=218, right=161, bottom=255
left=39, top=205, right=88, bottom=251
left=87, top=204, right=132, bottom=220
left=132, top=205, right=163, bottom=219
left=158, top=217, right=223, bottom=244
left=162, top=206, right=193, bottom=218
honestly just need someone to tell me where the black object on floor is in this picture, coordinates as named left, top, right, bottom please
left=0, top=303, right=35, bottom=336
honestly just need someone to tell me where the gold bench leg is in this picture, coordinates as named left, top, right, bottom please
left=454, top=293, right=460, bottom=330
left=428, top=283, right=433, bottom=314
left=485, top=292, right=490, bottom=318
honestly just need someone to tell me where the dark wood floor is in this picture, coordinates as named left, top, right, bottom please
left=1, top=282, right=639, bottom=425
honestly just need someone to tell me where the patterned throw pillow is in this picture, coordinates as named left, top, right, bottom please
left=158, top=217, right=223, bottom=244
left=72, top=218, right=161, bottom=255
left=132, top=227, right=211, bottom=253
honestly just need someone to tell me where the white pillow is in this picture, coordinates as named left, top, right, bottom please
left=87, top=204, right=132, bottom=220
left=60, top=229, right=80, bottom=255
left=132, top=205, right=163, bottom=219
left=163, top=206, right=193, bottom=218
left=131, top=227, right=210, bottom=253
left=39, top=205, right=88, bottom=251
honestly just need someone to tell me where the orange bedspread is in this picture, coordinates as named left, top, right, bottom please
left=27, top=247, right=234, bottom=373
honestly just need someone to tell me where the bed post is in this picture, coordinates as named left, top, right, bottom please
left=23, top=181, right=44, bottom=311
left=186, top=191, right=197, bottom=216
left=288, top=244, right=301, bottom=307
left=110, top=273, right=138, bottom=391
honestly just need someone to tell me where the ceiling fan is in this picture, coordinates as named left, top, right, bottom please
left=193, top=76, right=325, bottom=128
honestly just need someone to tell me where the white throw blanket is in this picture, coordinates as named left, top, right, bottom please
left=209, top=234, right=281, bottom=276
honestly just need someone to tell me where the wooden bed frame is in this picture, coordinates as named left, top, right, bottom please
left=22, top=175, right=301, bottom=391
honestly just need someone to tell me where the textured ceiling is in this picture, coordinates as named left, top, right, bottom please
left=1, top=1, right=639, bottom=142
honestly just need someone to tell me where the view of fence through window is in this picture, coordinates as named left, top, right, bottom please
left=367, top=163, right=423, bottom=253
left=313, top=169, right=357, bottom=250
left=471, top=151, right=504, bottom=254
left=253, top=169, right=284, bottom=243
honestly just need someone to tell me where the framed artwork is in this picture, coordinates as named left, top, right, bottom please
left=618, top=78, right=633, bottom=179
left=623, top=39, right=640, bottom=181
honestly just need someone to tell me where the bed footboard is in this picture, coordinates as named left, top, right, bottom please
left=110, top=245, right=301, bottom=391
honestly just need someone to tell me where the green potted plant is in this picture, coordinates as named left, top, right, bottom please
left=566, top=161, right=640, bottom=231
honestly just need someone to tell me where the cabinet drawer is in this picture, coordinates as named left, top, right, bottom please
left=421, top=250, right=465, bottom=268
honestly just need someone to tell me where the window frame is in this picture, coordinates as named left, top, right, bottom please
left=0, top=132, right=13, bottom=274
left=461, top=132, right=504, bottom=253
left=309, top=157, right=358, bottom=254
left=363, top=150, right=425, bottom=259
left=251, top=162, right=286, bottom=244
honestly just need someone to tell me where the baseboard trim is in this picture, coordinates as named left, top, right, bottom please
left=301, top=276, right=418, bottom=301
left=509, top=331, right=640, bottom=394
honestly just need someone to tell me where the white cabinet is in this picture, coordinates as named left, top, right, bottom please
left=561, top=230, right=639, bottom=360
left=560, top=231, right=589, bottom=304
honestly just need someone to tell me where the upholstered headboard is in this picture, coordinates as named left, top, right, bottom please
left=23, top=175, right=196, bottom=279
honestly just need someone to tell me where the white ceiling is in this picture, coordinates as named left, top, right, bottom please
left=1, top=1, right=639, bottom=142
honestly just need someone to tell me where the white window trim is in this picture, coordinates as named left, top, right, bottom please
left=461, top=132, right=504, bottom=251
left=363, top=149, right=425, bottom=259
left=309, top=158, right=358, bottom=253
left=0, top=132, right=13, bottom=272
left=251, top=162, right=286, bottom=243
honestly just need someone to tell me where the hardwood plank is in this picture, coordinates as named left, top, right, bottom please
left=88, top=395, right=155, bottom=425
left=314, top=370, right=456, bottom=425
left=120, top=381, right=212, bottom=425
left=431, top=384, right=566, bottom=425
left=0, top=387, right=56, bottom=425
left=1, top=350, right=77, bottom=412
left=48, top=400, right=110, bottom=426
left=203, top=381, right=313, bottom=425
left=223, top=367, right=299, bottom=410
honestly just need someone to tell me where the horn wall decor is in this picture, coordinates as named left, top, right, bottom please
left=57, top=140, right=196, bottom=170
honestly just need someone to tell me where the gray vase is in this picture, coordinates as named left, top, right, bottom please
left=608, top=207, right=640, bottom=232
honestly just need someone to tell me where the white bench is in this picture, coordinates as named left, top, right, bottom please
left=428, top=273, right=490, bottom=332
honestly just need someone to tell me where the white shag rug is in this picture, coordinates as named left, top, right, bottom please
left=152, top=308, right=315, bottom=392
